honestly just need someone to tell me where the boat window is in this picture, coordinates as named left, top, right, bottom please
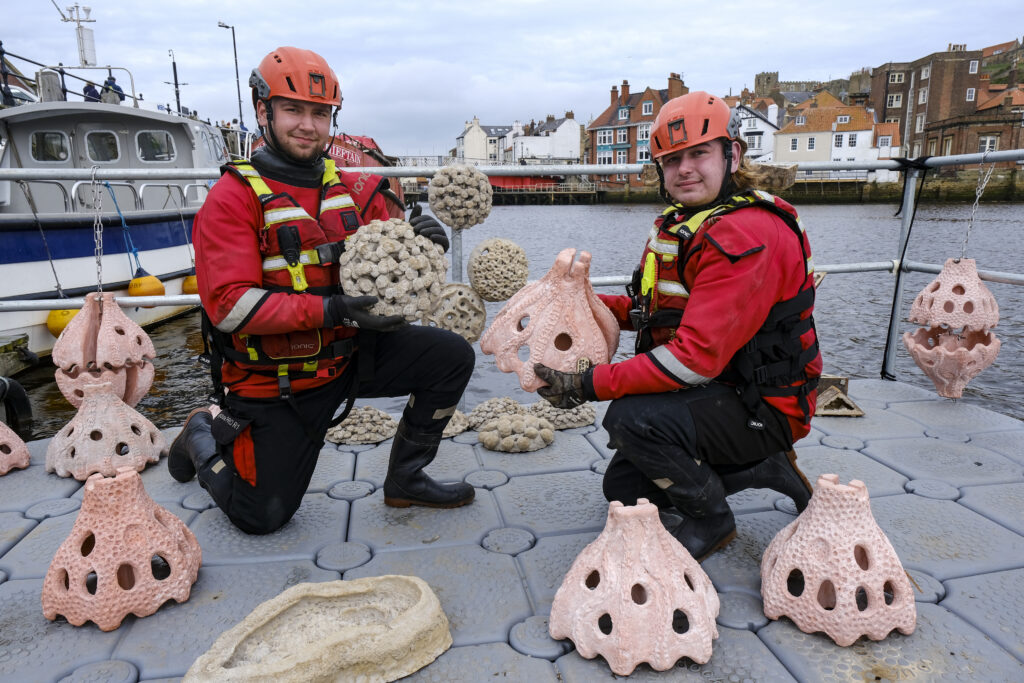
left=136, top=130, right=177, bottom=162
left=30, top=131, right=70, bottom=162
left=86, top=131, right=120, bottom=163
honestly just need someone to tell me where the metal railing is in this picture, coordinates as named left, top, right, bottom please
left=4, top=148, right=1024, bottom=380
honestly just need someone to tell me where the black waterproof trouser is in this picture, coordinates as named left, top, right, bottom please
left=600, top=382, right=794, bottom=508
left=202, top=325, right=474, bottom=534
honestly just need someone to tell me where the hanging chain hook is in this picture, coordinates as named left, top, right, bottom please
left=960, top=149, right=996, bottom=261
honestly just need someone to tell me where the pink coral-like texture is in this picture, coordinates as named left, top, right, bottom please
left=903, top=258, right=1000, bottom=398
left=51, top=292, right=156, bottom=408
left=45, top=382, right=166, bottom=480
left=549, top=499, right=719, bottom=675
left=761, top=474, right=916, bottom=647
left=480, top=248, right=619, bottom=391
left=0, top=420, right=31, bottom=475
left=41, top=467, right=201, bottom=631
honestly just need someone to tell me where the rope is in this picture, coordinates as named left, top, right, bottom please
left=960, top=150, right=996, bottom=261
left=17, top=180, right=65, bottom=298
left=103, top=181, right=144, bottom=274
left=171, top=187, right=196, bottom=268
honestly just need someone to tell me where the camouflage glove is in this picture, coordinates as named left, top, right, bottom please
left=534, top=363, right=596, bottom=409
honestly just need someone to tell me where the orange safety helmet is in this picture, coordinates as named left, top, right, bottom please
left=249, top=46, right=342, bottom=109
left=650, top=91, right=741, bottom=161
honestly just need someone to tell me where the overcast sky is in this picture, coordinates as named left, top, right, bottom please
left=7, top=1, right=1023, bottom=155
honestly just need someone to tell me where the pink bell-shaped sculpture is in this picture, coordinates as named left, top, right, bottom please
left=902, top=258, right=1000, bottom=398
left=761, top=474, right=916, bottom=647
left=549, top=499, right=720, bottom=675
left=42, top=467, right=202, bottom=631
left=481, top=248, right=619, bottom=391
left=52, top=292, right=156, bottom=408
left=0, top=420, right=31, bottom=475
left=45, top=382, right=166, bottom=480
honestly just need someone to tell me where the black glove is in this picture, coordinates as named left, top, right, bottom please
left=534, top=363, right=596, bottom=409
left=409, top=204, right=449, bottom=253
left=323, top=294, right=406, bottom=332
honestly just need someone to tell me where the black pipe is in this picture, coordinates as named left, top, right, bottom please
left=0, top=376, right=34, bottom=437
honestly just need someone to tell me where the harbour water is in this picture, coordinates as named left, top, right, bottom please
left=16, top=201, right=1024, bottom=438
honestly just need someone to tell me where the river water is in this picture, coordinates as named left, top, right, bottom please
left=17, top=201, right=1024, bottom=439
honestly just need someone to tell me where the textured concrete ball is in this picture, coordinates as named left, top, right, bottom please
left=428, top=165, right=493, bottom=230
left=466, top=397, right=527, bottom=430
left=337, top=218, right=448, bottom=322
left=422, top=283, right=488, bottom=343
left=478, top=415, right=556, bottom=452
left=468, top=238, right=529, bottom=302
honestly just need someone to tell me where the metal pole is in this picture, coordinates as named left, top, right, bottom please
left=171, top=54, right=182, bottom=115
left=219, top=22, right=244, bottom=129
left=881, top=167, right=921, bottom=379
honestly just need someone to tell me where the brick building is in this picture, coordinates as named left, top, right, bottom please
left=586, top=74, right=687, bottom=188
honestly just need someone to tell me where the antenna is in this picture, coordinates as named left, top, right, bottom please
left=53, top=2, right=96, bottom=66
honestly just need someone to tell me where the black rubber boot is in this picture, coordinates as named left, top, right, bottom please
left=720, top=449, right=813, bottom=512
left=383, top=425, right=474, bottom=508
left=659, top=461, right=737, bottom=561
left=168, top=407, right=218, bottom=483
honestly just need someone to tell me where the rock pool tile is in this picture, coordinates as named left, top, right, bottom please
left=348, top=489, right=500, bottom=552
left=190, top=493, right=348, bottom=565
left=509, top=615, right=572, bottom=660
left=517, top=532, right=598, bottom=616
left=555, top=625, right=796, bottom=681
left=943, top=567, right=1024, bottom=662
left=759, top=602, right=1024, bottom=680
left=345, top=544, right=532, bottom=647
left=0, top=512, right=37, bottom=559
left=0, top=465, right=81, bottom=513
left=24, top=498, right=80, bottom=521
left=326, top=480, right=374, bottom=501
left=58, top=659, right=137, bottom=683
left=812, top=408, right=926, bottom=442
left=306, top=448, right=355, bottom=492
left=314, top=541, right=371, bottom=573
left=717, top=590, right=770, bottom=631
left=958, top=482, right=1024, bottom=535
left=406, top=643, right=560, bottom=681
left=464, top=469, right=508, bottom=489
left=493, top=470, right=607, bottom=537
left=794, top=445, right=907, bottom=498
left=482, top=527, right=535, bottom=555
left=477, top=433, right=601, bottom=476
left=353, top=440, right=480, bottom=487
left=863, top=437, right=1023, bottom=486
left=113, top=561, right=336, bottom=679
left=702, top=510, right=796, bottom=596
left=872, top=494, right=1024, bottom=580
left=890, top=399, right=1024, bottom=434
left=0, top=578, right=121, bottom=682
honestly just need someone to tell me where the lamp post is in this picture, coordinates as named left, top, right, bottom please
left=218, top=21, right=244, bottom=129
left=165, top=49, right=186, bottom=115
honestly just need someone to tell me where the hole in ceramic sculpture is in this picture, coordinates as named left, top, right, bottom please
left=963, top=301, right=974, bottom=314
left=518, top=345, right=530, bottom=362
left=81, top=533, right=95, bottom=557
left=517, top=316, right=530, bottom=331
left=103, top=362, right=115, bottom=371
left=0, top=445, right=9, bottom=455
left=151, top=554, right=171, bottom=581
left=631, top=584, right=647, bottom=605
left=131, top=424, right=142, bottom=436
left=952, top=284, right=965, bottom=295
left=598, top=613, right=613, bottom=635
left=585, top=570, right=600, bottom=589
left=553, top=333, right=573, bottom=351
left=854, top=544, right=870, bottom=570
left=943, top=301, right=955, bottom=313
left=115, top=325, right=126, bottom=336
left=672, top=609, right=690, bottom=634
left=817, top=580, right=837, bottom=611
left=786, top=569, right=804, bottom=596
left=67, top=426, right=75, bottom=437
left=85, top=571, right=98, bottom=595
left=884, top=581, right=896, bottom=605
left=69, top=446, right=76, bottom=458
left=150, top=432, right=157, bottom=444
left=856, top=586, right=869, bottom=611
left=117, top=564, right=136, bottom=590
left=60, top=569, right=69, bottom=590
left=115, top=442, right=130, bottom=456
left=90, top=430, right=103, bottom=441
left=684, top=573, right=695, bottom=591
left=136, top=334, right=144, bottom=345
left=928, top=282, right=940, bottom=292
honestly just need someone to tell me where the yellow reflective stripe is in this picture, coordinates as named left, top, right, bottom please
left=263, top=249, right=322, bottom=271
left=264, top=207, right=312, bottom=223
left=320, top=194, right=355, bottom=211
left=322, top=159, right=340, bottom=186
left=232, top=162, right=274, bottom=197
left=806, top=255, right=814, bottom=275
left=656, top=280, right=689, bottom=297
left=640, top=252, right=657, bottom=296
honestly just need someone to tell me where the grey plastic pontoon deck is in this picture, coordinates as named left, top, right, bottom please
left=2, top=378, right=1023, bottom=681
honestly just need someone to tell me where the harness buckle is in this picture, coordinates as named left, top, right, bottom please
left=277, top=366, right=292, bottom=399
left=754, top=365, right=769, bottom=384
left=277, top=224, right=308, bottom=292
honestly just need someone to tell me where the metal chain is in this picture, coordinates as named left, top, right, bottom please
left=90, top=166, right=104, bottom=292
left=961, top=150, right=996, bottom=260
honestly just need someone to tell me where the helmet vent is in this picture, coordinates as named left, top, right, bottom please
left=285, top=76, right=297, bottom=93
left=701, top=119, right=709, bottom=136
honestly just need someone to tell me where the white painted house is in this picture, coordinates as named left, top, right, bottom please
left=734, top=104, right=779, bottom=162
left=774, top=105, right=879, bottom=178
left=500, top=113, right=582, bottom=164
left=456, top=117, right=512, bottom=164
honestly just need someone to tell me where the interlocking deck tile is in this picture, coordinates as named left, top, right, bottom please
left=136, top=459, right=201, bottom=504
left=726, top=488, right=787, bottom=514
left=348, top=489, right=501, bottom=552
left=717, top=590, right=770, bottom=631
left=477, top=433, right=602, bottom=476
left=796, top=425, right=825, bottom=446
left=25, top=436, right=52, bottom=465
left=353, top=439, right=480, bottom=487
left=345, top=544, right=533, bottom=647
left=701, top=510, right=797, bottom=596
left=959, top=482, right=1024, bottom=535
left=493, top=470, right=607, bottom=537
left=57, top=659, right=137, bottom=683
left=555, top=625, right=797, bottom=681
left=794, top=445, right=908, bottom=497
left=509, top=615, right=571, bottom=660
left=305, top=447, right=355, bottom=493
left=404, top=643, right=560, bottom=681
left=969, top=430, right=1024, bottom=465
left=872, top=494, right=1024, bottom=580
left=759, top=602, right=1024, bottom=680
left=942, top=567, right=1024, bottom=662
left=517, top=531, right=598, bottom=616
left=583, top=429, right=615, bottom=458
left=0, top=578, right=122, bottom=682
left=890, top=399, right=1024, bottom=434
left=24, top=498, right=80, bottom=521
left=0, top=511, right=37, bottom=558
left=847, top=378, right=935, bottom=404
left=0, top=465, right=81, bottom=513
left=190, top=493, right=348, bottom=565
left=113, top=561, right=337, bottom=679
left=812, top=408, right=926, bottom=442
left=863, top=437, right=1024, bottom=486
